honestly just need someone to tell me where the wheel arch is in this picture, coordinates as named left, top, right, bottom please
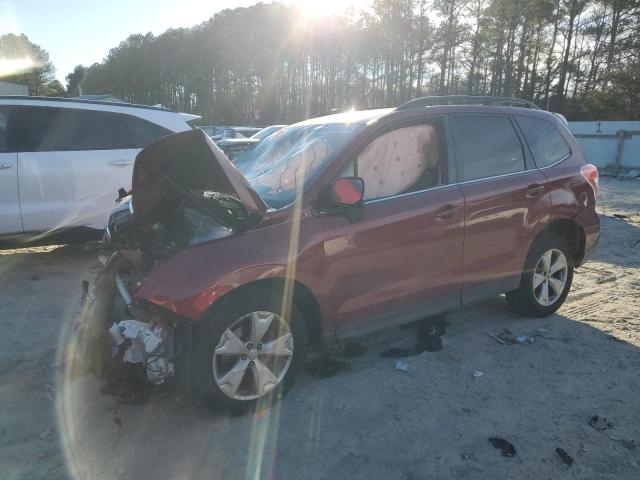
left=533, top=218, right=586, bottom=266
left=198, top=277, right=325, bottom=349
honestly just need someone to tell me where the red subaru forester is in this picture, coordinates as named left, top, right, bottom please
left=85, top=96, right=599, bottom=409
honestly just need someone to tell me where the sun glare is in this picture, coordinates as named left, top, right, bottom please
left=0, top=56, right=36, bottom=78
left=290, top=0, right=360, bottom=18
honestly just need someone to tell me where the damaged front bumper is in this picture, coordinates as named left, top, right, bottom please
left=74, top=250, right=190, bottom=390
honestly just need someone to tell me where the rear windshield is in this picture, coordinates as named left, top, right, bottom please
left=235, top=123, right=364, bottom=208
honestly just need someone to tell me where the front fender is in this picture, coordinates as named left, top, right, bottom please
left=135, top=251, right=320, bottom=321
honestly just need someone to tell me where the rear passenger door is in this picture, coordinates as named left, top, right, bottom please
left=0, top=107, right=22, bottom=235
left=17, top=107, right=170, bottom=232
left=450, top=114, right=551, bottom=304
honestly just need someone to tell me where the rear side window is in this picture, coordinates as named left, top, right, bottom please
left=452, top=115, right=525, bottom=181
left=19, top=107, right=170, bottom=152
left=517, top=116, right=571, bottom=168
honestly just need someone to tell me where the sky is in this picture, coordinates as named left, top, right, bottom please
left=0, top=0, right=372, bottom=85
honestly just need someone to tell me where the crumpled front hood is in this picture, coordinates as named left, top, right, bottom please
left=130, top=129, right=267, bottom=228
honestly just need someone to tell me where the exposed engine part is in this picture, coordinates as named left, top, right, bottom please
left=108, top=319, right=175, bottom=384
left=114, top=274, right=132, bottom=305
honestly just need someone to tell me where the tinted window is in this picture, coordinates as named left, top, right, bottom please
left=0, top=108, right=18, bottom=152
left=355, top=121, right=446, bottom=200
left=19, top=107, right=170, bottom=152
left=0, top=111, right=8, bottom=152
left=452, top=116, right=525, bottom=181
left=517, top=116, right=571, bottom=167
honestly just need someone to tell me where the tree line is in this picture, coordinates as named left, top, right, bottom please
left=3, top=1, right=639, bottom=123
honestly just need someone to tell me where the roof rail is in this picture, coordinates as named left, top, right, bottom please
left=0, top=95, right=174, bottom=112
left=396, top=95, right=539, bottom=111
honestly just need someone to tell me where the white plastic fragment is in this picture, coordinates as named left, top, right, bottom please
left=395, top=360, right=410, bottom=372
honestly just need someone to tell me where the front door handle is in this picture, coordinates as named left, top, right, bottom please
left=108, top=160, right=132, bottom=167
left=0, top=163, right=13, bottom=170
left=526, top=184, right=545, bottom=197
left=435, top=204, right=461, bottom=220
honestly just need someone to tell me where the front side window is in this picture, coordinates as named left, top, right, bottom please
left=354, top=122, right=446, bottom=201
left=235, top=122, right=365, bottom=208
left=452, top=115, right=525, bottom=181
left=19, top=107, right=169, bottom=152
left=517, top=116, right=571, bottom=168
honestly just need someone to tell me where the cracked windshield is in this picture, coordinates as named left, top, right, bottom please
left=1, top=0, right=639, bottom=479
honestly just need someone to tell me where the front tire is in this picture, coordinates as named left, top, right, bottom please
left=192, top=287, right=308, bottom=411
left=506, top=234, right=574, bottom=317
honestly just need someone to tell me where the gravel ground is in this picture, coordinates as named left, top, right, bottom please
left=1, top=177, right=639, bottom=480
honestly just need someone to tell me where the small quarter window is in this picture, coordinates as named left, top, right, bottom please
left=517, top=116, right=571, bottom=168
left=452, top=115, right=525, bottom=181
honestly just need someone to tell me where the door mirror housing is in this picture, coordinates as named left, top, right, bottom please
left=331, top=177, right=364, bottom=207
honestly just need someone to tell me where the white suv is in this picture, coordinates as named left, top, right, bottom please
left=0, top=97, right=196, bottom=238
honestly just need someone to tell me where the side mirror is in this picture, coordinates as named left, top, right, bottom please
left=331, top=177, right=364, bottom=207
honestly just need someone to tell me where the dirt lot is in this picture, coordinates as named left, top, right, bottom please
left=1, top=177, right=639, bottom=480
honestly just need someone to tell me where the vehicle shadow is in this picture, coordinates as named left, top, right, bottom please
left=53, top=291, right=640, bottom=480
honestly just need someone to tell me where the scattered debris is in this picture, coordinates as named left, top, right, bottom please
left=556, top=447, right=574, bottom=465
left=460, top=452, right=476, bottom=461
left=613, top=213, right=629, bottom=220
left=395, top=360, right=410, bottom=372
left=382, top=315, right=448, bottom=357
left=472, top=370, right=485, bottom=378
left=588, top=415, right=614, bottom=431
left=490, top=329, right=534, bottom=345
left=488, top=437, right=516, bottom=457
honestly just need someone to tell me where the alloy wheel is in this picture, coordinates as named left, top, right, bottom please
left=212, top=311, right=294, bottom=401
left=532, top=248, right=568, bottom=307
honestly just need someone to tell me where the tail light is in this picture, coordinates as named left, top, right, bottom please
left=580, top=164, right=599, bottom=195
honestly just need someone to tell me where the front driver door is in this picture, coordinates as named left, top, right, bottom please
left=314, top=118, right=464, bottom=335
left=0, top=107, right=22, bottom=235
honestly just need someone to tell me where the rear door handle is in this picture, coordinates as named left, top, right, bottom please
left=0, top=163, right=13, bottom=170
left=435, top=204, right=461, bottom=220
left=108, top=160, right=132, bottom=167
left=526, top=184, right=545, bottom=197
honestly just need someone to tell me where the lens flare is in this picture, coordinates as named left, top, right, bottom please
left=0, top=56, right=36, bottom=78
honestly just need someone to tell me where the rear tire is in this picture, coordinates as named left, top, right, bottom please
left=192, top=287, right=308, bottom=412
left=506, top=234, right=574, bottom=317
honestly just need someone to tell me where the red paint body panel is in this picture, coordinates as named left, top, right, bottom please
left=460, top=169, right=552, bottom=292
left=309, top=184, right=464, bottom=331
